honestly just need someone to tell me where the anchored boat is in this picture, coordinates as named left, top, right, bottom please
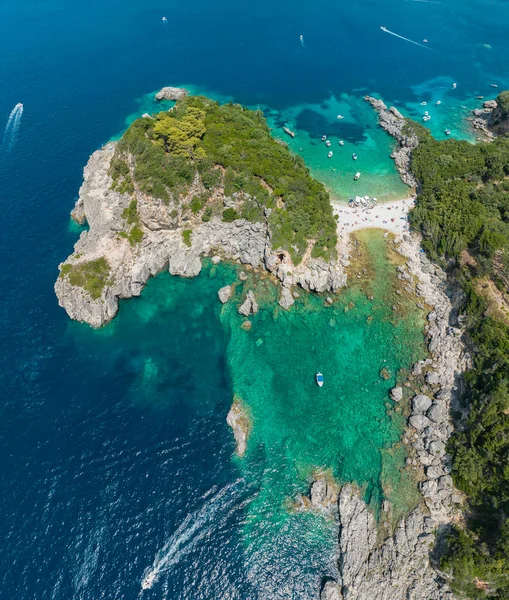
left=316, top=372, right=324, bottom=387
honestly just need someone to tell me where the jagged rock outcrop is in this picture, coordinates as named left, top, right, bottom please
left=390, top=386, right=403, bottom=402
left=218, top=285, right=232, bottom=304
left=364, top=96, right=419, bottom=189
left=336, top=485, right=452, bottom=600
left=468, top=92, right=509, bottom=137
left=238, top=290, right=258, bottom=316
left=154, top=86, right=188, bottom=101
left=55, top=143, right=347, bottom=327
left=320, top=580, right=343, bottom=600
left=278, top=285, right=294, bottom=309
left=310, top=474, right=339, bottom=511
left=226, top=397, right=251, bottom=457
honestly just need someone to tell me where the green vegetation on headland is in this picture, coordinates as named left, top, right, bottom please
left=59, top=257, right=111, bottom=299
left=110, top=96, right=337, bottom=263
left=118, top=199, right=144, bottom=246
left=407, top=107, right=509, bottom=597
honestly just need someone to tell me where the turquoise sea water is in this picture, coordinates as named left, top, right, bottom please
left=2, top=0, right=509, bottom=597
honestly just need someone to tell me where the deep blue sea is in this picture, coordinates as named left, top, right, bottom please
left=1, top=0, right=509, bottom=598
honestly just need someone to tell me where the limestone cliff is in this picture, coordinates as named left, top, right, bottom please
left=55, top=142, right=346, bottom=327
left=325, top=485, right=453, bottom=600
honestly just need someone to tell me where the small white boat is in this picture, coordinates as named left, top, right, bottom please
left=423, top=38, right=429, bottom=43
left=162, top=16, right=168, bottom=22
left=354, top=172, right=361, bottom=180
left=321, top=135, right=327, bottom=141
left=300, top=34, right=304, bottom=41
left=142, top=571, right=157, bottom=590
left=421, top=101, right=427, bottom=106
left=337, top=114, right=344, bottom=119
left=424, top=111, right=429, bottom=116
left=339, top=140, right=344, bottom=146
left=445, top=129, right=451, bottom=135
left=452, top=82, right=457, bottom=89
left=423, top=116, right=431, bottom=122
left=492, top=84, right=499, bottom=88
left=326, top=140, right=331, bottom=147
left=316, top=372, right=324, bottom=387
left=352, top=153, right=358, bottom=160
left=436, top=100, right=441, bottom=105
left=328, top=151, right=333, bottom=158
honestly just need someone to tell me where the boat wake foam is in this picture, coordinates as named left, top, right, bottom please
left=380, top=26, right=430, bottom=49
left=140, top=480, right=245, bottom=591
left=1, top=103, right=23, bottom=154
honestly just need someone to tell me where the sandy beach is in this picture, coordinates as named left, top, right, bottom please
left=333, top=197, right=415, bottom=235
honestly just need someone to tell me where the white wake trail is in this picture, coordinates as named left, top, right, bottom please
left=380, top=26, right=430, bottom=49
left=1, top=103, right=23, bottom=153
left=140, top=480, right=244, bottom=592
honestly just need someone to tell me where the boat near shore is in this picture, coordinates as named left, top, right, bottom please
left=283, top=127, right=295, bottom=138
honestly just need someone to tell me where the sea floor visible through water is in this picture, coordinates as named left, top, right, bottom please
left=122, top=80, right=480, bottom=203
left=69, top=229, right=426, bottom=596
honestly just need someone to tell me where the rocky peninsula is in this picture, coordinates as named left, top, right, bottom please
left=56, top=92, right=470, bottom=599
left=55, top=96, right=346, bottom=328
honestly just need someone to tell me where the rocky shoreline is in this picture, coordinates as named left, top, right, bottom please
left=314, top=230, right=468, bottom=600
left=364, top=96, right=419, bottom=189
left=56, top=98, right=469, bottom=599
left=314, top=97, right=471, bottom=600
left=55, top=142, right=347, bottom=328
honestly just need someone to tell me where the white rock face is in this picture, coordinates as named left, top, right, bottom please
left=218, top=285, right=232, bottom=304
left=320, top=580, right=342, bottom=600
left=390, top=386, right=403, bottom=402
left=154, top=86, right=188, bottom=101
left=412, top=394, right=433, bottom=413
left=55, top=143, right=347, bottom=327
left=238, top=290, right=258, bottom=316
